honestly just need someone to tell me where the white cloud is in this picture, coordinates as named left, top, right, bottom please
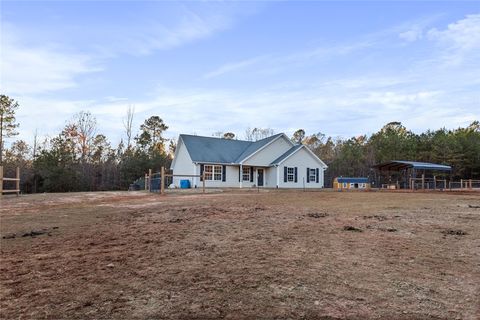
left=399, top=26, right=423, bottom=42
left=427, top=13, right=480, bottom=65
left=202, top=40, right=375, bottom=80
left=117, top=9, right=232, bottom=56
left=428, top=14, right=480, bottom=50
left=203, top=55, right=269, bottom=79
left=0, top=28, right=100, bottom=95
left=87, top=5, right=249, bottom=57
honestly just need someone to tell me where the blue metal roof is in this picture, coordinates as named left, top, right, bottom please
left=373, top=160, right=452, bottom=171
left=269, top=144, right=303, bottom=165
left=179, top=133, right=285, bottom=164
left=337, top=177, right=369, bottom=183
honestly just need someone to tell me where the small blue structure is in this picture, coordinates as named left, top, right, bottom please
left=334, top=177, right=370, bottom=190
left=180, top=179, right=191, bottom=189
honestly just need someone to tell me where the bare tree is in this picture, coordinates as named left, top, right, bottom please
left=0, top=95, right=20, bottom=164
left=212, top=131, right=224, bottom=138
left=244, top=127, right=275, bottom=141
left=32, top=129, right=39, bottom=160
left=123, top=105, right=135, bottom=150
left=72, top=111, right=97, bottom=161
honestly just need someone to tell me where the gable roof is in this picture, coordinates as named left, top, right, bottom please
left=235, top=133, right=286, bottom=163
left=270, top=144, right=303, bottom=165
left=270, top=144, right=328, bottom=168
left=178, top=133, right=286, bottom=164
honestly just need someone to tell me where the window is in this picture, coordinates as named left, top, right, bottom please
left=309, top=168, right=316, bottom=182
left=343, top=183, right=347, bottom=188
left=204, top=165, right=213, bottom=180
left=204, top=165, right=222, bottom=181
left=242, top=167, right=251, bottom=181
left=287, top=167, right=295, bottom=182
left=214, top=165, right=222, bottom=181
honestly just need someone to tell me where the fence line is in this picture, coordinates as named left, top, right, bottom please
left=0, top=166, right=20, bottom=196
left=144, top=167, right=205, bottom=195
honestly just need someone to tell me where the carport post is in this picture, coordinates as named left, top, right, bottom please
left=433, top=176, right=436, bottom=190
left=160, top=166, right=165, bottom=195
left=421, top=174, right=425, bottom=190
left=202, top=172, right=205, bottom=193
left=16, top=167, right=20, bottom=196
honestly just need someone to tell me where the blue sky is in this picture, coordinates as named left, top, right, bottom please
left=1, top=1, right=479, bottom=146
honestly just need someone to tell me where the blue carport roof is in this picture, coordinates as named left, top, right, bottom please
left=373, top=160, right=452, bottom=171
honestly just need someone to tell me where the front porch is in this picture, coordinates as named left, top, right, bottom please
left=238, top=165, right=273, bottom=188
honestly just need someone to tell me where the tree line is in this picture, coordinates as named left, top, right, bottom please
left=291, top=122, right=480, bottom=185
left=1, top=94, right=479, bottom=192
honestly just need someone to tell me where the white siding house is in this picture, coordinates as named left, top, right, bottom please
left=170, top=133, right=327, bottom=189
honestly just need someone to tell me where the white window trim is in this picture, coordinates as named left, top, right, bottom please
left=242, top=167, right=251, bottom=181
left=204, top=165, right=222, bottom=181
left=309, top=168, right=316, bottom=182
left=287, top=167, right=295, bottom=182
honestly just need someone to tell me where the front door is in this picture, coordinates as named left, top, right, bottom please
left=257, top=169, right=264, bottom=187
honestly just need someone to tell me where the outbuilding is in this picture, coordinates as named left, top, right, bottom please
left=333, top=177, right=370, bottom=190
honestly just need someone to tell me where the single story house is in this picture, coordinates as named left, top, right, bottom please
left=333, top=177, right=370, bottom=190
left=170, top=133, right=327, bottom=188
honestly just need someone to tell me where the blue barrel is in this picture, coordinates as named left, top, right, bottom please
left=180, top=180, right=191, bottom=189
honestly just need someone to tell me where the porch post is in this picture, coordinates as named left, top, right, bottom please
left=193, top=163, right=197, bottom=188
left=240, top=164, right=243, bottom=188
left=276, top=165, right=279, bottom=188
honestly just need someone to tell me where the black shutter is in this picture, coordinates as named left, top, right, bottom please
left=306, top=167, right=310, bottom=183
left=239, top=167, right=241, bottom=182
left=250, top=167, right=253, bottom=182
left=200, top=164, right=204, bottom=181
left=316, top=168, right=319, bottom=183
left=294, top=167, right=298, bottom=183
left=284, top=166, right=287, bottom=182
left=222, top=165, right=226, bottom=182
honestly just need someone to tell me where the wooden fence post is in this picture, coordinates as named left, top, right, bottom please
left=16, top=167, right=20, bottom=196
left=0, top=166, right=3, bottom=196
left=148, top=169, right=152, bottom=192
left=160, top=166, right=165, bottom=195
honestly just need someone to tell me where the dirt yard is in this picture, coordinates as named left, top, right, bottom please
left=1, top=190, right=479, bottom=319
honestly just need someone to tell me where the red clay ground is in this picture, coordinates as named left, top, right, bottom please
left=0, top=190, right=479, bottom=319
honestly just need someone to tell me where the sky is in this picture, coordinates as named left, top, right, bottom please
left=1, top=1, right=479, bottom=147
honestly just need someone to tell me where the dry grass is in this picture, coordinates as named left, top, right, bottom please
left=1, top=190, right=479, bottom=319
